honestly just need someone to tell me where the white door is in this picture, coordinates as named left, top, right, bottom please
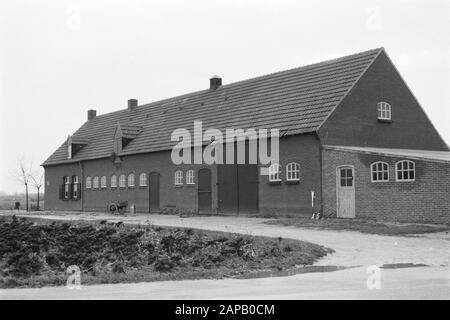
left=336, top=166, right=355, bottom=218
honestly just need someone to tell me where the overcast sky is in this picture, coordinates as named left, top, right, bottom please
left=0, top=0, right=449, bottom=194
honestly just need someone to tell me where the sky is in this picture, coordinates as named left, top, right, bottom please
left=0, top=0, right=449, bottom=194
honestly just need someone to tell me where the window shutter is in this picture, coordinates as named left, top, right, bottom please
left=59, top=184, right=64, bottom=200
left=69, top=183, right=73, bottom=199
left=78, top=182, right=82, bottom=200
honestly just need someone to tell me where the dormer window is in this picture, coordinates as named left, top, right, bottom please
left=377, top=102, right=391, bottom=121
left=113, top=123, right=142, bottom=154
left=67, top=143, right=72, bottom=159
left=66, top=135, right=89, bottom=159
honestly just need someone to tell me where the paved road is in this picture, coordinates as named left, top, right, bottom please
left=1, top=212, right=449, bottom=299
left=1, top=267, right=449, bottom=300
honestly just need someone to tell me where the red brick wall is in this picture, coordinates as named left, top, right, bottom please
left=319, top=51, right=449, bottom=151
left=44, top=134, right=322, bottom=215
left=258, top=134, right=322, bottom=216
left=322, top=148, right=450, bottom=224
left=44, top=150, right=217, bottom=213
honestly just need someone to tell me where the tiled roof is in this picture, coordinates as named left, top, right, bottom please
left=43, top=48, right=383, bottom=166
left=323, top=145, right=450, bottom=163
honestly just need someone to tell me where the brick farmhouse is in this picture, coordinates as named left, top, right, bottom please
left=43, top=48, right=450, bottom=224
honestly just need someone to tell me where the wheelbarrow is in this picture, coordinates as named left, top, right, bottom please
left=107, top=201, right=128, bottom=215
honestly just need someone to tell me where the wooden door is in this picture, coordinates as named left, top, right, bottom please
left=198, top=168, right=212, bottom=213
left=336, top=166, right=355, bottom=218
left=237, top=164, right=258, bottom=213
left=217, top=164, right=238, bottom=214
left=149, top=172, right=160, bottom=213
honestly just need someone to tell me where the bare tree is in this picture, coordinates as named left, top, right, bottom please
left=16, top=157, right=33, bottom=211
left=30, top=170, right=44, bottom=211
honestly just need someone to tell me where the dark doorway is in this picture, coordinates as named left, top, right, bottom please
left=149, top=172, right=160, bottom=213
left=198, top=168, right=212, bottom=213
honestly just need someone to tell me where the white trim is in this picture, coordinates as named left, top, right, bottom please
left=128, top=173, right=135, bottom=187
left=186, top=170, right=195, bottom=185
left=139, top=173, right=147, bottom=187
left=377, top=101, right=391, bottom=120
left=85, top=176, right=92, bottom=189
left=268, top=163, right=281, bottom=182
left=174, top=170, right=183, bottom=185
left=100, top=176, right=107, bottom=188
left=370, top=161, right=389, bottom=182
left=395, top=160, right=415, bottom=182
left=110, top=175, right=117, bottom=188
left=286, top=162, right=300, bottom=181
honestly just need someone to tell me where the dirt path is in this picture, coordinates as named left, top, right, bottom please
left=1, top=211, right=449, bottom=267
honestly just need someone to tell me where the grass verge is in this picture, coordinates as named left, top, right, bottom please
left=265, top=217, right=450, bottom=236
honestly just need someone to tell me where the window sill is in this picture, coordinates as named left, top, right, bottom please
left=185, top=183, right=196, bottom=187
left=377, top=118, right=392, bottom=123
left=268, top=180, right=282, bottom=185
left=285, top=180, right=299, bottom=185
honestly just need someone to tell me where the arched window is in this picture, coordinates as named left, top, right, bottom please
left=186, top=170, right=195, bottom=184
left=93, top=176, right=99, bottom=189
left=128, top=173, right=135, bottom=187
left=111, top=175, right=117, bottom=188
left=286, top=162, right=300, bottom=181
left=174, top=170, right=183, bottom=185
left=100, top=176, right=107, bottom=189
left=377, top=102, right=391, bottom=120
left=371, top=162, right=389, bottom=182
left=396, top=160, right=415, bottom=181
left=119, top=174, right=126, bottom=188
left=85, top=176, right=92, bottom=189
left=268, top=163, right=281, bottom=182
left=139, top=173, right=147, bottom=187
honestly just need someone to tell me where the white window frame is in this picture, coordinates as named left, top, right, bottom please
left=73, top=176, right=79, bottom=198
left=286, top=162, right=300, bottom=181
left=93, top=176, right=99, bottom=189
left=175, top=170, right=183, bottom=186
left=128, top=173, right=135, bottom=187
left=377, top=102, right=391, bottom=120
left=371, top=161, right=389, bottom=182
left=119, top=174, right=126, bottom=188
left=186, top=170, right=195, bottom=185
left=111, top=175, right=117, bottom=188
left=395, top=160, right=415, bottom=182
left=100, top=176, right=107, bottom=189
left=64, top=176, right=70, bottom=199
left=268, top=163, right=281, bottom=182
left=139, top=173, right=147, bottom=187
left=85, top=177, right=92, bottom=189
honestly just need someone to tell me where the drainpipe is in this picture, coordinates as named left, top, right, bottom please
left=78, top=160, right=84, bottom=211
left=314, top=132, right=324, bottom=215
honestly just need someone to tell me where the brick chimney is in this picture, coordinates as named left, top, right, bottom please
left=128, top=99, right=138, bottom=111
left=210, top=75, right=222, bottom=90
left=87, top=109, right=97, bottom=121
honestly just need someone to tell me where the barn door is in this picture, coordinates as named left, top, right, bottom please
left=237, top=164, right=258, bottom=213
left=217, top=164, right=238, bottom=214
left=198, top=168, right=212, bottom=213
left=149, top=172, right=160, bottom=213
left=336, top=166, right=355, bottom=218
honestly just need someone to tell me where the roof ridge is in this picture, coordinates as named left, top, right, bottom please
left=92, top=47, right=384, bottom=120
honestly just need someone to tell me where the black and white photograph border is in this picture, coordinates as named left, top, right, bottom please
left=0, top=0, right=449, bottom=304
